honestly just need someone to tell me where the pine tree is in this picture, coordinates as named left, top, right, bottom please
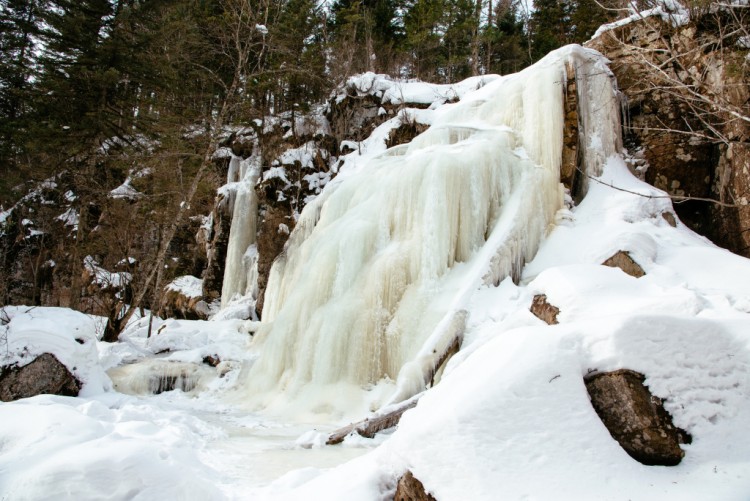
left=404, top=0, right=446, bottom=80
left=329, top=0, right=405, bottom=76
left=484, top=0, right=529, bottom=74
left=0, top=0, right=47, bottom=201
left=529, top=0, right=570, bottom=61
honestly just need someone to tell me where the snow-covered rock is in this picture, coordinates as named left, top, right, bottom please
left=0, top=306, right=111, bottom=396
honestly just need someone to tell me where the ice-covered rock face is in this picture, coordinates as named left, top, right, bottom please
left=238, top=46, right=623, bottom=416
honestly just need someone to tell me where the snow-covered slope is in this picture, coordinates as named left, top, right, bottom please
left=264, top=157, right=750, bottom=500
left=1, top=44, right=749, bottom=500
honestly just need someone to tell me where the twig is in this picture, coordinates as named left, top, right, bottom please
left=579, top=165, right=742, bottom=208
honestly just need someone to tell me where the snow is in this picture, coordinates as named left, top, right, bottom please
left=276, top=141, right=319, bottom=170
left=0, top=394, right=225, bottom=500
left=56, top=207, right=78, bottom=228
left=338, top=72, right=499, bottom=107
left=109, top=176, right=142, bottom=200
left=0, top=306, right=112, bottom=396
left=2, top=44, right=750, bottom=501
left=166, top=275, right=204, bottom=299
left=593, top=0, right=690, bottom=39
left=84, top=255, right=132, bottom=289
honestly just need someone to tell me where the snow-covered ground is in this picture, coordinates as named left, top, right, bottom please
left=2, top=45, right=750, bottom=500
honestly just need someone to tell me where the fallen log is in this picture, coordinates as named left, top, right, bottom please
left=326, top=394, right=421, bottom=445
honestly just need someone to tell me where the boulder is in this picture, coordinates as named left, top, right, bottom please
left=530, top=294, right=560, bottom=325
left=0, top=353, right=80, bottom=402
left=159, top=276, right=210, bottom=320
left=602, top=251, right=645, bottom=278
left=585, top=369, right=690, bottom=466
left=394, top=471, right=437, bottom=501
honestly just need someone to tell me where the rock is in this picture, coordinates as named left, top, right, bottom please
left=661, top=212, right=677, bottom=227
left=561, top=61, right=583, bottom=200
left=587, top=17, right=750, bottom=258
left=202, top=355, right=221, bottom=367
left=0, top=353, right=80, bottom=402
left=202, top=202, right=233, bottom=302
left=394, top=471, right=436, bottom=501
left=530, top=294, right=560, bottom=325
left=386, top=119, right=429, bottom=149
left=159, top=277, right=210, bottom=321
left=254, top=204, right=295, bottom=318
left=585, top=369, right=690, bottom=466
left=602, top=251, right=645, bottom=278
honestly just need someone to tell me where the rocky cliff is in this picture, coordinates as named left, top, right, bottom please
left=588, top=9, right=750, bottom=256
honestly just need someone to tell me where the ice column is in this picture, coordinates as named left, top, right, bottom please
left=220, top=156, right=261, bottom=308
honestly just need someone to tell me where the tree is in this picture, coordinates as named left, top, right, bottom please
left=0, top=0, right=47, bottom=202
left=104, top=0, right=284, bottom=339
left=404, top=0, right=446, bottom=80
left=484, top=0, right=529, bottom=74
left=529, top=0, right=570, bottom=61
left=329, top=0, right=406, bottom=77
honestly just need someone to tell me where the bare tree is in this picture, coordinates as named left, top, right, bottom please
left=103, top=0, right=276, bottom=340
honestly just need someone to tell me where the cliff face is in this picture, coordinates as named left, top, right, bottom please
left=588, top=12, right=750, bottom=256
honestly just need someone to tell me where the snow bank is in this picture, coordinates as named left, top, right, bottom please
left=0, top=394, right=226, bottom=500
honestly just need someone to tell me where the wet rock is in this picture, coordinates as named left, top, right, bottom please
left=603, top=251, right=645, bottom=278
left=394, top=471, right=437, bottom=501
left=530, top=294, right=560, bottom=325
left=0, top=353, right=80, bottom=402
left=585, top=369, right=690, bottom=466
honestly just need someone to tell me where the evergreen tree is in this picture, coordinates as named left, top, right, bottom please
left=529, top=0, right=570, bottom=61
left=404, top=0, right=446, bottom=80
left=271, top=0, right=328, bottom=117
left=443, top=0, right=477, bottom=81
left=484, top=0, right=529, bottom=74
left=0, top=0, right=47, bottom=201
left=329, top=0, right=405, bottom=76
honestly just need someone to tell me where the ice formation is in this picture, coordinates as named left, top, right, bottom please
left=236, top=46, right=622, bottom=413
left=221, top=155, right=261, bottom=308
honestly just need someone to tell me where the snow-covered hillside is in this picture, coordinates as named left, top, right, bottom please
left=1, top=45, right=749, bottom=500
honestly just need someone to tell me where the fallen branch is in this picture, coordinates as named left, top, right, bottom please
left=326, top=394, right=422, bottom=445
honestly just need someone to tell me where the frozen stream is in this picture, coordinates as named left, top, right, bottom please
left=199, top=416, right=376, bottom=495
left=106, top=363, right=379, bottom=498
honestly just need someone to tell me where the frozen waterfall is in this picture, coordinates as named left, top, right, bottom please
left=237, top=46, right=622, bottom=416
left=221, top=155, right=261, bottom=309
